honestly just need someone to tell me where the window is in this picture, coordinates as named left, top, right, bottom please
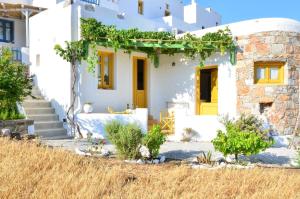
left=165, top=3, right=171, bottom=16
left=98, top=52, right=114, bottom=89
left=36, top=54, right=40, bottom=66
left=0, top=19, right=14, bottom=43
left=138, top=0, right=144, bottom=15
left=254, top=62, right=284, bottom=84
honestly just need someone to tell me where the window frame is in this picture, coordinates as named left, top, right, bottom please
left=138, top=0, right=144, bottom=15
left=0, top=19, right=14, bottom=43
left=98, top=51, right=114, bottom=90
left=254, top=62, right=284, bottom=84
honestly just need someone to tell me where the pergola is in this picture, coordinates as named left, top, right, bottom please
left=0, top=2, right=46, bottom=47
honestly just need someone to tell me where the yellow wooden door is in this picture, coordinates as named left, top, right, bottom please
left=133, top=57, right=147, bottom=108
left=196, top=67, right=218, bottom=115
left=211, top=69, right=218, bottom=103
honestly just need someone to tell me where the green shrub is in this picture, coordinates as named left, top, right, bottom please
left=142, top=125, right=166, bottom=158
left=212, top=115, right=273, bottom=161
left=0, top=109, right=25, bottom=120
left=105, top=121, right=143, bottom=159
left=0, top=47, right=32, bottom=119
left=235, top=114, right=268, bottom=138
left=105, top=120, right=122, bottom=143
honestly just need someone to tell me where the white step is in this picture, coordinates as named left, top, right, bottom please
left=25, top=108, right=55, bottom=115
left=27, top=114, right=59, bottom=122
left=35, top=121, right=63, bottom=130
left=23, top=100, right=51, bottom=108
left=35, top=128, right=67, bottom=138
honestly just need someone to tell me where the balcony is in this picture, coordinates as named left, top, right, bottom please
left=80, top=0, right=100, bottom=5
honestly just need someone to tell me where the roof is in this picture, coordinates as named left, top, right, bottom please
left=0, top=2, right=45, bottom=20
left=181, top=18, right=300, bottom=37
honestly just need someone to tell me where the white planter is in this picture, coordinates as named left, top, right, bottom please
left=83, top=104, right=93, bottom=113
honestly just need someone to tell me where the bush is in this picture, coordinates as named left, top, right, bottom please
left=212, top=115, right=273, bottom=161
left=142, top=125, right=166, bottom=159
left=105, top=120, right=122, bottom=143
left=235, top=114, right=268, bottom=138
left=0, top=109, right=25, bottom=120
left=0, top=48, right=32, bottom=120
left=105, top=121, right=143, bottom=159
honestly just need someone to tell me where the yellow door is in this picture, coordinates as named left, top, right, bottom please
left=133, top=57, right=147, bottom=108
left=211, top=69, right=218, bottom=103
left=196, top=67, right=218, bottom=115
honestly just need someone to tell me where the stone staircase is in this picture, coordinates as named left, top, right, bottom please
left=23, top=87, right=70, bottom=140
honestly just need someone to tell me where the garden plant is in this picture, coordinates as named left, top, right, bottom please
left=0, top=48, right=31, bottom=120
left=212, top=115, right=274, bottom=161
left=105, top=121, right=166, bottom=160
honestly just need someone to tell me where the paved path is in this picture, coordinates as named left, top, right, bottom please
left=42, top=139, right=298, bottom=166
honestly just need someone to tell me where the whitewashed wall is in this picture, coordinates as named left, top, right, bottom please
left=76, top=108, right=148, bottom=138
left=149, top=53, right=236, bottom=119
left=184, top=3, right=221, bottom=28
left=79, top=46, right=151, bottom=113
left=0, top=17, right=25, bottom=48
left=29, top=3, right=73, bottom=122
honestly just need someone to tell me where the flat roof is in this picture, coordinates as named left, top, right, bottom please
left=181, top=18, right=300, bottom=37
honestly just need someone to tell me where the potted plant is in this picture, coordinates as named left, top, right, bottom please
left=83, top=102, right=93, bottom=113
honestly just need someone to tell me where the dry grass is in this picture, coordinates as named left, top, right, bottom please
left=0, top=138, right=299, bottom=199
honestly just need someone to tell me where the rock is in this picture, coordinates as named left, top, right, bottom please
left=100, top=148, right=110, bottom=156
left=139, top=146, right=150, bottom=159
left=219, top=162, right=227, bottom=167
left=153, top=159, right=160, bottom=164
left=75, top=148, right=91, bottom=156
left=192, top=157, right=198, bottom=163
left=136, top=159, right=145, bottom=164
left=215, top=157, right=226, bottom=164
left=159, top=156, right=166, bottom=163
left=225, top=156, right=235, bottom=163
left=146, top=160, right=153, bottom=164
left=1, top=129, right=11, bottom=137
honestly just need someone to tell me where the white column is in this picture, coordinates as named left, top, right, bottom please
left=21, top=9, right=32, bottom=47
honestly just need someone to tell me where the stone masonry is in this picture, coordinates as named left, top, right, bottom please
left=236, top=31, right=300, bottom=135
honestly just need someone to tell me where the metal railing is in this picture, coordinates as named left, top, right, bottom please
left=80, top=0, right=100, bottom=5
left=11, top=48, right=22, bottom=62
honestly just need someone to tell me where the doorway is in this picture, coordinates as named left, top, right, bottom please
left=196, top=67, right=218, bottom=115
left=133, top=57, right=147, bottom=108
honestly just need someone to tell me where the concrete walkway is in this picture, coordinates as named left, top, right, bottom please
left=42, top=138, right=298, bottom=166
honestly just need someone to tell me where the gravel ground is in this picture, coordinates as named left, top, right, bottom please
left=42, top=138, right=298, bottom=166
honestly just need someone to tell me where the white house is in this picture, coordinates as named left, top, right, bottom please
left=3, top=0, right=300, bottom=141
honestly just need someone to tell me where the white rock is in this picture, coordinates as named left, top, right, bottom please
left=225, top=156, right=235, bottom=163
left=146, top=160, right=153, bottom=164
left=159, top=156, right=166, bottom=163
left=1, top=129, right=11, bottom=137
left=153, top=159, right=160, bottom=164
left=75, top=148, right=91, bottom=156
left=137, top=159, right=145, bottom=164
left=140, top=146, right=150, bottom=158
left=100, top=148, right=110, bottom=156
left=219, top=162, right=227, bottom=167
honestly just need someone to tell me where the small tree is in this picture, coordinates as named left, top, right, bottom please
left=142, top=125, right=166, bottom=159
left=212, top=115, right=273, bottom=161
left=0, top=48, right=32, bottom=119
left=54, top=41, right=87, bottom=135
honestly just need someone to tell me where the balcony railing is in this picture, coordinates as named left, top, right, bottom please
left=11, top=48, right=22, bottom=62
left=80, top=0, right=99, bottom=5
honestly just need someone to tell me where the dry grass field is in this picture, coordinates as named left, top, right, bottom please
left=0, top=138, right=299, bottom=199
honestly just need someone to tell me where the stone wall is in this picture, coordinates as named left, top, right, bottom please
left=236, top=31, right=300, bottom=135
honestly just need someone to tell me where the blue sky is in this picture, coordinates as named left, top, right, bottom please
left=183, top=0, right=300, bottom=24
